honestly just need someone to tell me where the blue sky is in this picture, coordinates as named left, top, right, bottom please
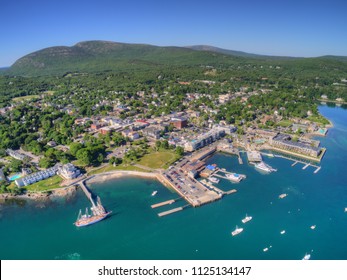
left=1, top=0, right=347, bottom=67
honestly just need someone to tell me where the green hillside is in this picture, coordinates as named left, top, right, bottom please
left=5, top=40, right=347, bottom=77
left=7, top=41, right=247, bottom=76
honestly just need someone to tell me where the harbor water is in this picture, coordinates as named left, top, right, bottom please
left=1, top=104, right=347, bottom=260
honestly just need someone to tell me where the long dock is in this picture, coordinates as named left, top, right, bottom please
left=225, top=189, right=237, bottom=195
left=158, top=207, right=184, bottom=217
left=79, top=181, right=96, bottom=208
left=151, top=199, right=175, bottom=209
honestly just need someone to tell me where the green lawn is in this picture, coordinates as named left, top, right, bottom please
left=12, top=95, right=40, bottom=102
left=307, top=115, right=330, bottom=125
left=277, top=120, right=293, bottom=127
left=138, top=150, right=180, bottom=169
left=24, top=175, right=63, bottom=192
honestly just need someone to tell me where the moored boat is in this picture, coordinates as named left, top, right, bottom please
left=226, top=173, right=244, bottom=182
left=255, top=161, right=277, bottom=173
left=241, top=214, right=252, bottom=223
left=151, top=190, right=158, bottom=196
left=231, top=226, right=243, bottom=236
left=208, top=177, right=220, bottom=184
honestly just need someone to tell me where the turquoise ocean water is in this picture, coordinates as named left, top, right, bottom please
left=1, top=105, right=347, bottom=260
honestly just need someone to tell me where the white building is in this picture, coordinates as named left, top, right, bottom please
left=57, top=163, right=81, bottom=180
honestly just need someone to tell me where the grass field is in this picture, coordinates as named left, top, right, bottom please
left=12, top=95, right=40, bottom=102
left=277, top=119, right=293, bottom=127
left=138, top=150, right=180, bottom=169
left=24, top=175, right=63, bottom=192
left=307, top=115, right=330, bottom=125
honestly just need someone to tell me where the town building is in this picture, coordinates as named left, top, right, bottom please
left=184, top=127, right=225, bottom=152
left=270, top=134, right=322, bottom=157
left=142, top=126, right=162, bottom=140
left=100, top=127, right=112, bottom=135
left=170, top=117, right=188, bottom=129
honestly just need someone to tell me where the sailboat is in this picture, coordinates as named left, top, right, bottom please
left=74, top=196, right=111, bottom=227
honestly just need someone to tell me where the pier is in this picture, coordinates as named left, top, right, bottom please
left=78, top=180, right=97, bottom=208
left=158, top=207, right=184, bottom=217
left=151, top=199, right=176, bottom=209
left=314, top=166, right=321, bottom=174
left=225, top=189, right=237, bottom=195
left=291, top=161, right=298, bottom=166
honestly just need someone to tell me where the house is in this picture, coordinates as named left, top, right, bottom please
left=100, top=127, right=112, bottom=135
left=91, top=122, right=102, bottom=130
left=57, top=163, right=81, bottom=180
left=142, top=126, right=162, bottom=140
left=47, top=140, right=57, bottom=147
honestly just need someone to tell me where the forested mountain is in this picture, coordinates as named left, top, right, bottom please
left=5, top=40, right=347, bottom=77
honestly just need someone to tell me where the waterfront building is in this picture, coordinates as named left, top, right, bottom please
left=184, top=127, right=225, bottom=152
left=15, top=166, right=58, bottom=187
left=270, top=134, right=322, bottom=157
left=57, top=163, right=81, bottom=180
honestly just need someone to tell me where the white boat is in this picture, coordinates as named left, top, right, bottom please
left=226, top=173, right=243, bottom=182
left=151, top=191, right=158, bottom=196
left=242, top=214, right=252, bottom=224
left=255, top=161, right=277, bottom=173
left=263, top=247, right=269, bottom=252
left=310, top=225, right=316, bottom=230
left=280, top=230, right=286, bottom=234
left=302, top=253, right=311, bottom=260
left=231, top=226, right=244, bottom=236
left=208, top=177, right=220, bottom=184
left=279, top=193, right=287, bottom=199
left=344, top=207, right=347, bottom=213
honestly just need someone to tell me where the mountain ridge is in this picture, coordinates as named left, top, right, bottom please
left=5, top=40, right=347, bottom=76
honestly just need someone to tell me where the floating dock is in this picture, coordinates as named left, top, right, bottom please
left=302, top=163, right=310, bottom=170
left=314, top=167, right=321, bottom=174
left=158, top=207, right=184, bottom=217
left=225, top=189, right=237, bottom=195
left=151, top=199, right=176, bottom=209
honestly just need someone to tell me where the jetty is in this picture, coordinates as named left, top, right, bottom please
left=151, top=199, right=176, bottom=209
left=314, top=166, right=321, bottom=174
left=158, top=207, right=184, bottom=217
left=291, top=161, right=298, bottom=167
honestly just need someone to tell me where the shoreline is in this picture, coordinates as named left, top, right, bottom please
left=85, top=170, right=159, bottom=185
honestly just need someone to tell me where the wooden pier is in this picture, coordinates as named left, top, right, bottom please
left=158, top=207, right=184, bottom=217
left=151, top=199, right=176, bottom=209
left=225, top=189, right=237, bottom=195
